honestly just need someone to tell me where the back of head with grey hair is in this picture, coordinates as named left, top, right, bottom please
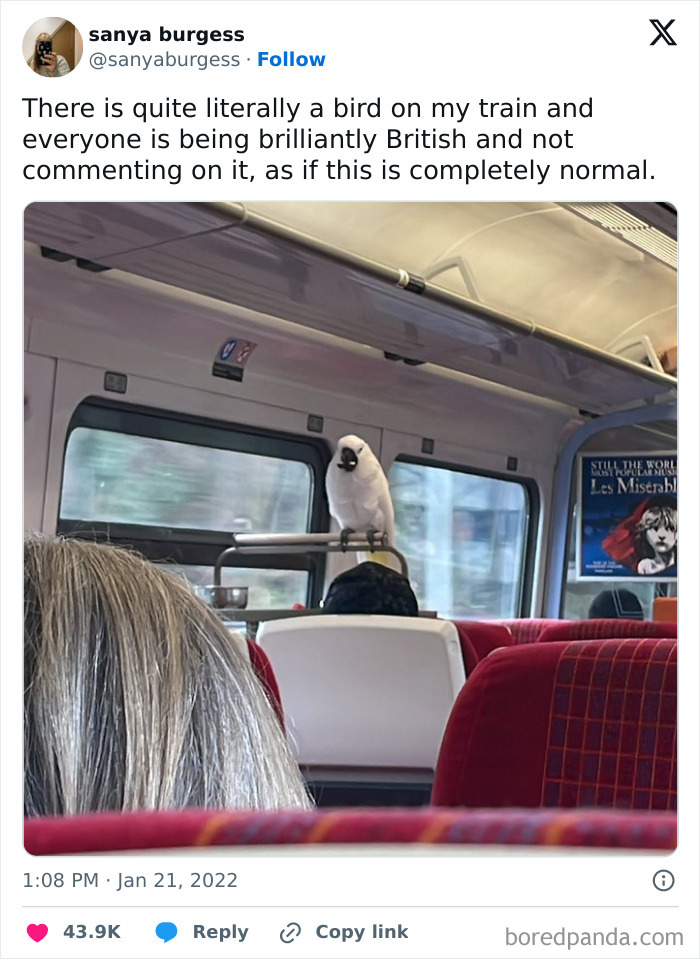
left=24, top=536, right=310, bottom=816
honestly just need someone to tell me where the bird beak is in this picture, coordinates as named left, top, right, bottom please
left=338, top=447, right=358, bottom=471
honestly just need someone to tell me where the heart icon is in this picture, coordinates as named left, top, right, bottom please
left=27, top=924, right=48, bottom=943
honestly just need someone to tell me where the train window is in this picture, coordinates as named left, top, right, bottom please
left=61, top=428, right=313, bottom=533
left=58, top=401, right=328, bottom=606
left=168, top=565, right=309, bottom=609
left=390, top=460, right=531, bottom=618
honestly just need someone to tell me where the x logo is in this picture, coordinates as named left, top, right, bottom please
left=650, top=18, right=676, bottom=45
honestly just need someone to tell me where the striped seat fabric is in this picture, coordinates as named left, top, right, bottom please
left=24, top=806, right=676, bottom=853
left=432, top=639, right=676, bottom=812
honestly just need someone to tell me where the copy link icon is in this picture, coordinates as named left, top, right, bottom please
left=280, top=922, right=302, bottom=943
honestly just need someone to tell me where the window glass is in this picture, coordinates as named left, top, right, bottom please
left=162, top=563, right=308, bottom=610
left=61, top=428, right=313, bottom=534
left=390, top=461, right=529, bottom=618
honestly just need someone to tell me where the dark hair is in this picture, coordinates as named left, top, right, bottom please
left=322, top=561, right=419, bottom=616
left=588, top=589, right=644, bottom=620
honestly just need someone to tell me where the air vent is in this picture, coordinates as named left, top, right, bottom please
left=565, top=204, right=677, bottom=269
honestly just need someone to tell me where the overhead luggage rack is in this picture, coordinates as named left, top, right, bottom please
left=24, top=202, right=677, bottom=414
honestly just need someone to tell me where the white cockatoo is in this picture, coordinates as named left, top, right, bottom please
left=325, top=435, right=398, bottom=568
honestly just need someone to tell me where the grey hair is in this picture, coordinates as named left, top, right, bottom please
left=24, top=535, right=310, bottom=816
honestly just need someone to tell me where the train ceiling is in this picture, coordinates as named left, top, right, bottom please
left=24, top=202, right=677, bottom=414
left=248, top=201, right=677, bottom=364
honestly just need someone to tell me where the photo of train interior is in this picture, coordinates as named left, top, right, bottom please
left=23, top=201, right=677, bottom=855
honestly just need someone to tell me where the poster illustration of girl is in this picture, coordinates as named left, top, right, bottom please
left=601, top=496, right=677, bottom=576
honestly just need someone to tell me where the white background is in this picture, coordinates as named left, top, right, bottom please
left=2, top=2, right=698, bottom=957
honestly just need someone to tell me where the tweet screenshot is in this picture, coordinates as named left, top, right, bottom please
left=1, top=0, right=697, bottom=956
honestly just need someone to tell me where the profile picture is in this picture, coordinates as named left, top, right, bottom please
left=24, top=18, right=83, bottom=77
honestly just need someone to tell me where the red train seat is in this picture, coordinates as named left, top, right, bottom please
left=453, top=621, right=513, bottom=673
left=538, top=620, right=677, bottom=643
left=24, top=806, right=676, bottom=854
left=246, top=640, right=285, bottom=728
left=497, top=619, right=565, bottom=644
left=432, top=639, right=677, bottom=811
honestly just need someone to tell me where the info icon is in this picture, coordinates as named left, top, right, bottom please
left=652, top=870, right=675, bottom=892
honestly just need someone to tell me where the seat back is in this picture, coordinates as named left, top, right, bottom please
left=228, top=633, right=285, bottom=729
left=432, top=638, right=677, bottom=811
left=453, top=621, right=513, bottom=673
left=258, top=616, right=466, bottom=770
left=538, top=619, right=677, bottom=643
left=497, top=618, right=565, bottom=644
left=24, top=807, right=676, bottom=854
left=247, top=640, right=285, bottom=728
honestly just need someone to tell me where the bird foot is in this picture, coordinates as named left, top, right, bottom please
left=366, top=527, right=381, bottom=549
left=339, top=527, right=355, bottom=549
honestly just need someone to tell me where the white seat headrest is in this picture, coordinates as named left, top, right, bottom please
left=258, top=615, right=465, bottom=770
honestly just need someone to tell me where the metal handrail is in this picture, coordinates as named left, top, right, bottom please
left=213, top=531, right=409, bottom=581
